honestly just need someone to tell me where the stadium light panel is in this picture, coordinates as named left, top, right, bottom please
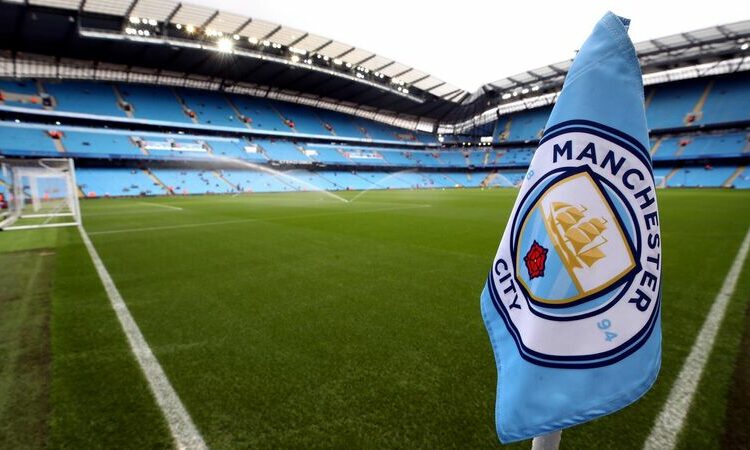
left=742, top=43, right=749, bottom=50
left=248, top=37, right=258, bottom=44
left=291, top=55, right=300, bottom=63
left=129, top=16, right=139, bottom=24
left=333, top=58, right=343, bottom=65
left=502, top=93, right=511, bottom=100
left=217, top=38, right=234, bottom=53
left=186, top=24, right=195, bottom=33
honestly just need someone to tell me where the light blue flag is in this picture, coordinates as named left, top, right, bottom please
left=480, top=12, right=662, bottom=443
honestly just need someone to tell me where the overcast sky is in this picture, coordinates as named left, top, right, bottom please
left=190, top=0, right=748, bottom=92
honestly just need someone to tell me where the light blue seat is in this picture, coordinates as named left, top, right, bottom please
left=0, top=124, right=57, bottom=156
left=119, top=84, right=192, bottom=123
left=45, top=81, right=125, bottom=117
left=178, top=89, right=240, bottom=128
left=63, top=131, right=141, bottom=156
left=77, top=168, right=162, bottom=196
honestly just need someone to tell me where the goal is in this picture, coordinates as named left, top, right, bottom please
left=0, top=158, right=81, bottom=231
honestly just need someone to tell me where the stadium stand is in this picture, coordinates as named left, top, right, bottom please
left=2, top=62, right=750, bottom=195
left=44, top=81, right=126, bottom=118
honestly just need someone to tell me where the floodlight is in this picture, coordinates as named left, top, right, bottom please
left=291, top=55, right=300, bottom=63
left=742, top=43, right=750, bottom=50
left=148, top=19, right=157, bottom=26
left=521, top=88, right=529, bottom=94
left=186, top=24, right=195, bottom=33
left=248, top=37, right=258, bottom=44
left=217, top=38, right=234, bottom=53
left=129, top=16, right=139, bottom=24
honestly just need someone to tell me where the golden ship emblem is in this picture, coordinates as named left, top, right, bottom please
left=544, top=202, right=609, bottom=269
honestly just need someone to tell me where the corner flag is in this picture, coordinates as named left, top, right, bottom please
left=480, top=12, right=661, bottom=442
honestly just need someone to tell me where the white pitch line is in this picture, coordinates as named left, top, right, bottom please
left=138, top=201, right=184, bottom=211
left=77, top=225, right=207, bottom=450
left=88, top=203, right=431, bottom=236
left=643, top=226, right=750, bottom=450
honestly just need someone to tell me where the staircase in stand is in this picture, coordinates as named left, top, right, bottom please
left=213, top=171, right=239, bottom=191
left=723, top=166, right=745, bottom=188
left=143, top=169, right=172, bottom=195
left=663, top=167, right=681, bottom=187
left=650, top=137, right=663, bottom=156
left=480, top=172, right=498, bottom=188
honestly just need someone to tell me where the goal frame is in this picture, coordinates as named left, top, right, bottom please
left=0, top=157, right=81, bottom=231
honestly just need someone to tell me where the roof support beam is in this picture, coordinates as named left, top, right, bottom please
left=312, top=39, right=333, bottom=53
left=440, top=88, right=461, bottom=99
left=201, top=10, right=220, bottom=29
left=261, top=25, right=282, bottom=41
left=232, top=18, right=252, bottom=35
left=374, top=61, right=395, bottom=72
left=287, top=32, right=308, bottom=47
left=163, top=3, right=181, bottom=27
left=392, top=68, right=412, bottom=79
left=410, top=74, right=431, bottom=85
left=425, top=81, right=445, bottom=92
left=354, top=54, right=376, bottom=66
left=122, top=0, right=139, bottom=26
left=335, top=47, right=356, bottom=59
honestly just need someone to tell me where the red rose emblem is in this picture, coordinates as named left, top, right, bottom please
left=524, top=241, right=548, bottom=279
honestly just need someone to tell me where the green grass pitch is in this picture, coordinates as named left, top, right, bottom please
left=1, top=188, right=749, bottom=449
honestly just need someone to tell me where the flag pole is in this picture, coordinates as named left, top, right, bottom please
left=531, top=430, right=561, bottom=450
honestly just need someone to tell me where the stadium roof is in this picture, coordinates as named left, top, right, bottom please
left=0, top=0, right=749, bottom=132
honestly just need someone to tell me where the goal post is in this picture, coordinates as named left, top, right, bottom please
left=0, top=157, right=81, bottom=231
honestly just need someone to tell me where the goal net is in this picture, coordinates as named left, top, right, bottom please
left=0, top=158, right=81, bottom=231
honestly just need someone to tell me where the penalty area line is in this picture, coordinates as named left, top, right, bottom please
left=643, top=226, right=750, bottom=450
left=77, top=224, right=207, bottom=449
left=138, top=201, right=184, bottom=211
left=89, top=203, right=431, bottom=236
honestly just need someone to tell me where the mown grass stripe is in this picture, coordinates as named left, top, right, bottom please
left=77, top=225, right=207, bottom=450
left=644, top=226, right=750, bottom=450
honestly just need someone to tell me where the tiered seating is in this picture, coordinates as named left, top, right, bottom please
left=63, top=131, right=141, bottom=156
left=316, top=110, right=365, bottom=138
left=732, top=168, right=750, bottom=189
left=679, top=133, right=747, bottom=158
left=261, top=140, right=309, bottom=162
left=152, top=169, right=230, bottom=195
left=221, top=170, right=296, bottom=192
left=178, top=89, right=238, bottom=127
left=665, top=167, right=736, bottom=187
left=45, top=81, right=125, bottom=117
left=0, top=124, right=57, bottom=155
left=120, top=85, right=192, bottom=123
left=316, top=171, right=375, bottom=190
left=271, top=101, right=330, bottom=135
left=645, top=78, right=706, bottom=129
left=0, top=80, right=44, bottom=109
left=507, top=107, right=550, bottom=141
left=699, top=72, right=750, bottom=125
left=229, top=95, right=287, bottom=132
left=303, top=145, right=350, bottom=164
left=77, top=168, right=161, bottom=196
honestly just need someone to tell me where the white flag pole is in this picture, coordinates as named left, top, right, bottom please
left=531, top=430, right=562, bottom=450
